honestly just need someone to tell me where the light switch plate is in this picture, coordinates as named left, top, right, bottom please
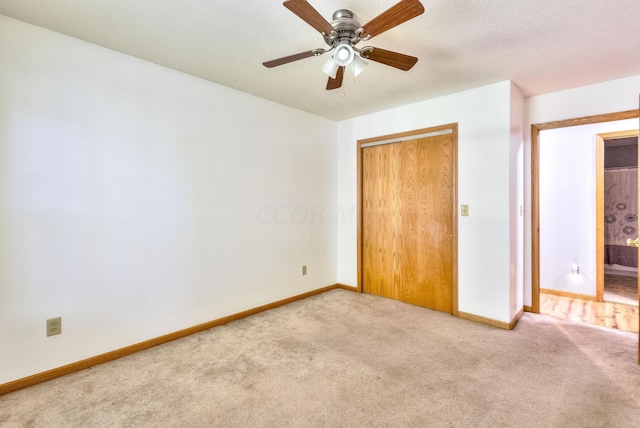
left=461, top=205, right=469, bottom=216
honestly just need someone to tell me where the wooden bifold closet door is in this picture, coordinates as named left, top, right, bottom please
left=361, top=126, right=456, bottom=313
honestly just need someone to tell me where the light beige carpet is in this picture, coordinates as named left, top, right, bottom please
left=1, top=289, right=640, bottom=427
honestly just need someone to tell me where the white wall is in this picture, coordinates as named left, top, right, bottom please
left=539, top=120, right=638, bottom=295
left=509, top=83, right=525, bottom=319
left=337, top=81, right=524, bottom=323
left=0, top=16, right=338, bottom=384
left=524, top=75, right=640, bottom=306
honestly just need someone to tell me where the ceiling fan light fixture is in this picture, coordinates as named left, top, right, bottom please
left=321, top=57, right=340, bottom=79
left=352, top=55, right=368, bottom=77
left=333, top=43, right=354, bottom=67
left=265, top=1, right=425, bottom=92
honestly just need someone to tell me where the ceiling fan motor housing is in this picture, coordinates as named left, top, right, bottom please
left=323, top=9, right=362, bottom=47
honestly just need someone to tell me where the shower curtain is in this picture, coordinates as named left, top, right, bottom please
left=604, top=167, right=638, bottom=268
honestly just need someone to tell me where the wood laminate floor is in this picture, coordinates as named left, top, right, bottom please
left=541, top=293, right=638, bottom=333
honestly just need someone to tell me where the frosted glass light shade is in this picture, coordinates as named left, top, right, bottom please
left=333, top=44, right=354, bottom=67
left=321, top=58, right=340, bottom=79
left=352, top=55, right=368, bottom=77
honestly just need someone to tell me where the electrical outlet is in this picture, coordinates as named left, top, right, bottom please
left=47, top=317, right=62, bottom=337
left=302, top=265, right=307, bottom=276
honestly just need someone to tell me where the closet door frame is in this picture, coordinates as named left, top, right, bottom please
left=356, top=123, right=459, bottom=316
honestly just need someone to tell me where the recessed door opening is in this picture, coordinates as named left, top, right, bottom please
left=532, top=112, right=639, bottom=336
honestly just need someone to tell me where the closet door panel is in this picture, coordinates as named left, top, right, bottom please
left=362, top=143, right=403, bottom=301
left=401, top=134, right=454, bottom=312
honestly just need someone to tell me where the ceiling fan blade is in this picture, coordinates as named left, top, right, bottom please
left=364, top=47, right=418, bottom=71
left=263, top=50, right=318, bottom=68
left=283, top=0, right=335, bottom=35
left=326, top=66, right=345, bottom=90
left=361, top=0, right=425, bottom=39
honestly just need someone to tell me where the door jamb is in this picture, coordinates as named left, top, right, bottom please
left=530, top=110, right=639, bottom=313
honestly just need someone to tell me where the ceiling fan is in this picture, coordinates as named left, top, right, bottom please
left=263, top=0, right=425, bottom=91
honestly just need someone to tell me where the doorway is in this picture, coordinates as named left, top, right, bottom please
left=531, top=109, right=638, bottom=312
left=532, top=111, right=639, bottom=337
left=599, top=131, right=639, bottom=306
left=357, top=124, right=458, bottom=314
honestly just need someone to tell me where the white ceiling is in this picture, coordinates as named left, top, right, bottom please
left=2, top=0, right=640, bottom=121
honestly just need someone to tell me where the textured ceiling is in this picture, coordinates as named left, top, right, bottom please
left=2, top=0, right=640, bottom=121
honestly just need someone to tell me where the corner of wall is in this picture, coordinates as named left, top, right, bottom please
left=509, top=82, right=526, bottom=319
